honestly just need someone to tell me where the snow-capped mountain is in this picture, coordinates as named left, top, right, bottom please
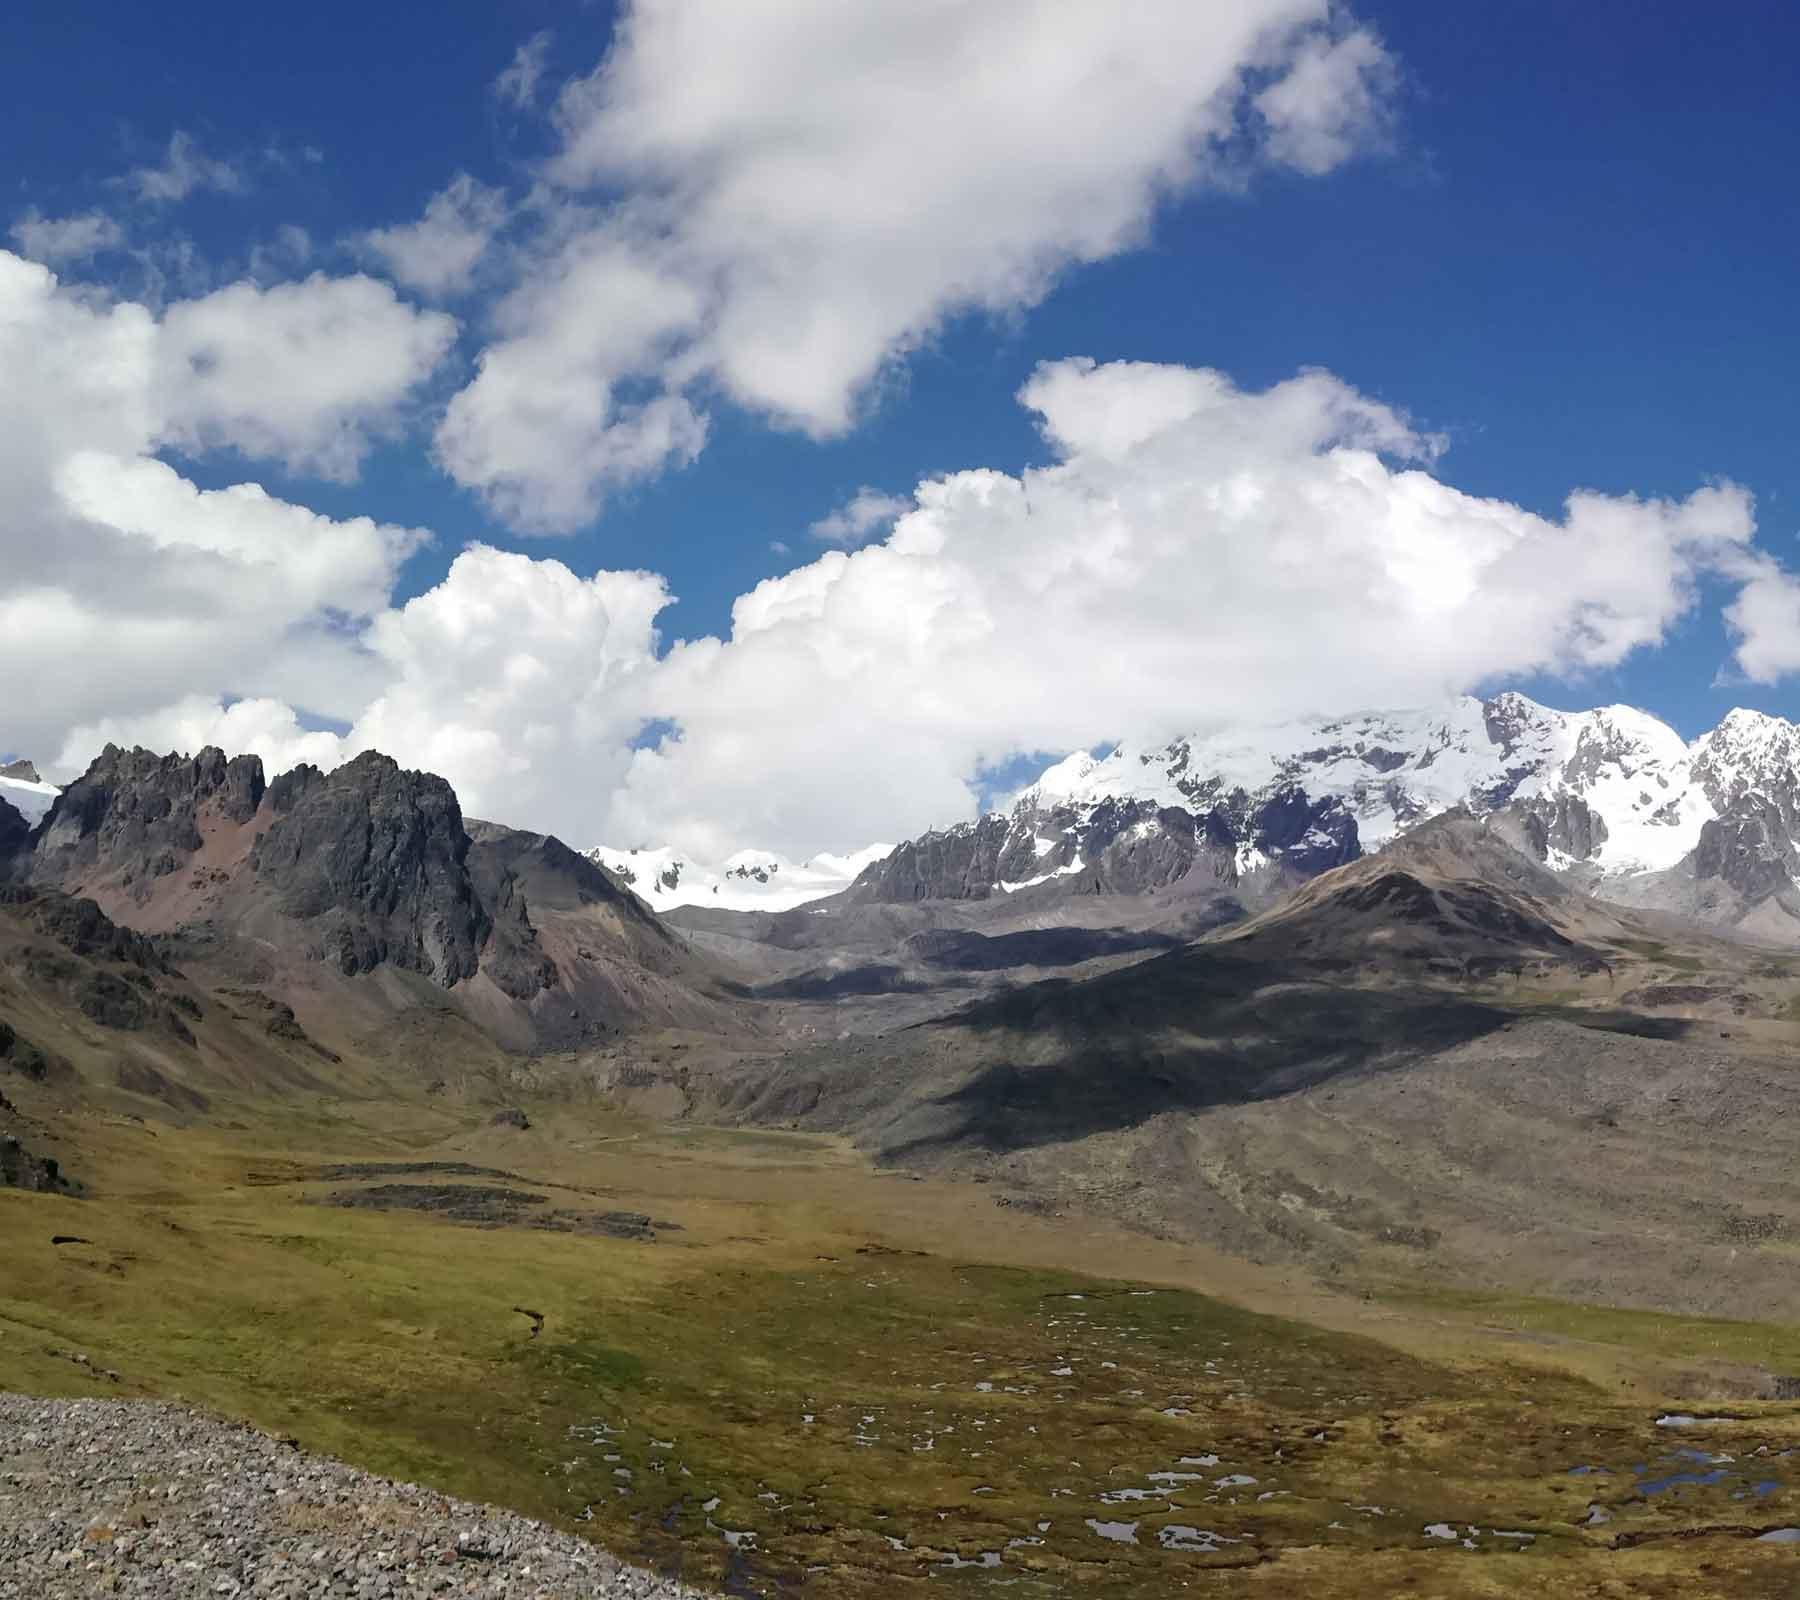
left=1013, top=693, right=1709, bottom=875
left=0, top=761, right=58, bottom=825
left=842, top=693, right=1800, bottom=932
left=585, top=842, right=892, bottom=913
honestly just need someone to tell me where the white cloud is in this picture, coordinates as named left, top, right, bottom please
left=495, top=30, right=554, bottom=110
left=9, top=209, right=124, bottom=265
left=1254, top=26, right=1397, bottom=175
left=439, top=0, right=1402, bottom=530
left=127, top=130, right=247, bottom=204
left=95, top=546, right=669, bottom=820
left=248, top=223, right=314, bottom=282
left=434, top=229, right=707, bottom=530
left=70, top=359, right=1788, bottom=866
left=602, top=359, right=1761, bottom=856
left=54, top=452, right=424, bottom=619
left=346, top=547, right=668, bottom=821
left=1724, top=559, right=1800, bottom=684
left=810, top=487, right=913, bottom=546
left=0, top=250, right=444, bottom=771
left=360, top=174, right=507, bottom=298
left=56, top=696, right=350, bottom=781
left=157, top=272, right=458, bottom=478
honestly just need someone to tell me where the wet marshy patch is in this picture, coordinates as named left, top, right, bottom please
left=495, top=1258, right=1800, bottom=1595
left=1561, top=1413, right=1800, bottom=1548
left=318, top=1180, right=678, bottom=1239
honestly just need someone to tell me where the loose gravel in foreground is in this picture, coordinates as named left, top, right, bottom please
left=0, top=1395, right=710, bottom=1599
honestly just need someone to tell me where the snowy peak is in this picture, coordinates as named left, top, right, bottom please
left=0, top=768, right=59, bottom=825
left=1690, top=709, right=1800, bottom=813
left=843, top=694, right=1800, bottom=919
left=995, top=694, right=1775, bottom=879
left=568, top=696, right=1800, bottom=929
left=585, top=842, right=891, bottom=913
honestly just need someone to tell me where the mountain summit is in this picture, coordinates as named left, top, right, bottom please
left=835, top=693, right=1800, bottom=939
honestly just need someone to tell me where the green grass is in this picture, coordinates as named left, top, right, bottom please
left=7, top=1120, right=1800, bottom=1597
left=1379, top=1283, right=1800, bottom=1373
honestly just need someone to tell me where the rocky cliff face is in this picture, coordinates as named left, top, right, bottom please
left=249, top=752, right=490, bottom=986
left=17, top=746, right=729, bottom=1048
left=32, top=745, right=264, bottom=894
left=847, top=786, right=1358, bottom=905
left=0, top=797, right=28, bottom=863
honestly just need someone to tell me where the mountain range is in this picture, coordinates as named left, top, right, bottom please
left=11, top=688, right=1800, bottom=1325
left=636, top=693, right=1800, bottom=943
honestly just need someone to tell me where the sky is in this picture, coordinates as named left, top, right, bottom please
left=5, top=0, right=1800, bottom=859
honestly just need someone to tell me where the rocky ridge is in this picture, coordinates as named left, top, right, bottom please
left=1, top=744, right=725, bottom=1053
left=249, top=753, right=490, bottom=987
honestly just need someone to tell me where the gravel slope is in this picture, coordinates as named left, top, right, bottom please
left=0, top=1396, right=708, bottom=1599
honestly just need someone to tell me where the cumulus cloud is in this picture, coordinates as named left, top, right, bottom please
left=82, top=548, right=669, bottom=822
left=54, top=453, right=425, bottom=619
left=494, top=31, right=554, bottom=110
left=156, top=272, right=457, bottom=478
left=595, top=359, right=1758, bottom=854
left=9, top=209, right=124, bottom=265
left=55, top=696, right=350, bottom=781
left=346, top=547, right=668, bottom=820
left=0, top=250, right=446, bottom=769
left=69, top=360, right=1790, bottom=864
left=126, top=130, right=247, bottom=204
left=1254, top=26, right=1397, bottom=174
left=438, top=0, right=1402, bottom=530
left=360, top=175, right=508, bottom=298
left=1724, top=559, right=1800, bottom=684
left=435, top=230, right=708, bottom=530
left=809, top=487, right=913, bottom=546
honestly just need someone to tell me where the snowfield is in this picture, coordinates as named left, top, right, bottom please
left=0, top=773, right=58, bottom=825
left=585, top=841, right=892, bottom=913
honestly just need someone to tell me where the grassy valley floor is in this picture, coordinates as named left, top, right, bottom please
left=5, top=1104, right=1800, bottom=1597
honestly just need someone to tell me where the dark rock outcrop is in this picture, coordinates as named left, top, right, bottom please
left=0, top=1133, right=69, bottom=1193
left=249, top=752, right=489, bottom=986
left=476, top=863, right=559, bottom=1000
left=14, top=746, right=721, bottom=1042
left=0, top=759, right=42, bottom=783
left=0, top=796, right=29, bottom=863
left=0, top=885, right=171, bottom=973
left=850, top=813, right=1017, bottom=902
left=1504, top=791, right=1609, bottom=864
left=465, top=821, right=685, bottom=993
left=0, top=1019, right=51, bottom=1080
left=846, top=787, right=1359, bottom=905
left=33, top=745, right=264, bottom=893
left=1692, top=795, right=1800, bottom=905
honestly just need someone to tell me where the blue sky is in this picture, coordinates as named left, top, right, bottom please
left=5, top=1, right=1800, bottom=851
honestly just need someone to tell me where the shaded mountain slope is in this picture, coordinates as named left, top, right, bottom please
left=691, top=815, right=1800, bottom=1320
left=0, top=884, right=373, bottom=1193
left=1207, top=810, right=1624, bottom=980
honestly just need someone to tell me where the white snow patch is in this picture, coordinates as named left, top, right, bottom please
left=0, top=773, right=58, bottom=825
left=584, top=840, right=890, bottom=913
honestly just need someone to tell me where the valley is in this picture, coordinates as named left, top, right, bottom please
left=10, top=1104, right=1800, bottom=1598
left=10, top=717, right=1800, bottom=1595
